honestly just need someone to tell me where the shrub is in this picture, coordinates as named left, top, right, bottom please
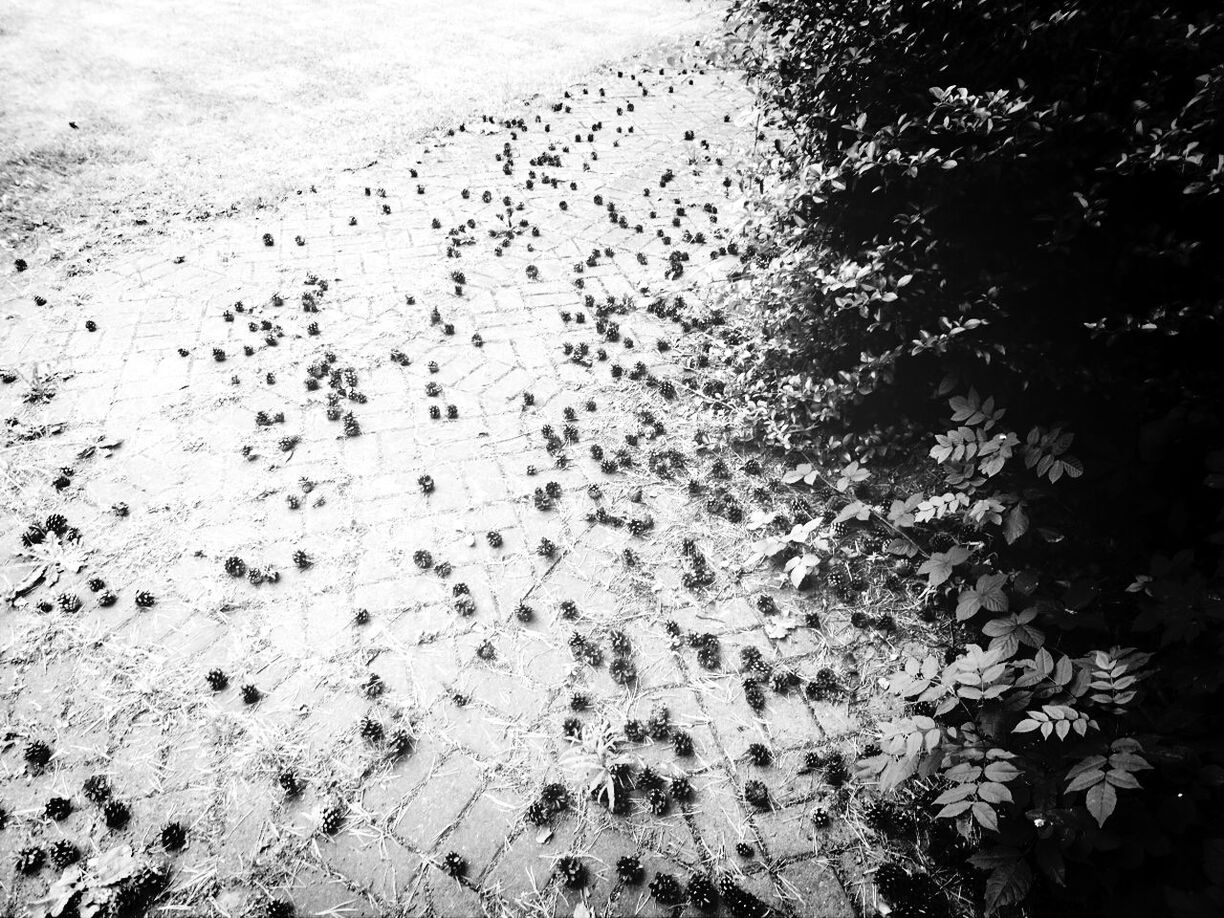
left=723, top=2, right=1224, bottom=916
left=725, top=0, right=1224, bottom=455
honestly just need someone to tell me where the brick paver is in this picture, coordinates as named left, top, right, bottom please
left=0, top=40, right=860, bottom=918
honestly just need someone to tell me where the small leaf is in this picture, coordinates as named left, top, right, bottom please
left=764, top=615, right=799, bottom=640
left=937, top=800, right=973, bottom=819
left=918, top=546, right=971, bottom=587
left=956, top=590, right=983, bottom=621
left=984, top=761, right=1022, bottom=783
left=1105, top=769, right=1141, bottom=790
left=1053, top=655, right=1074, bottom=686
left=1034, top=648, right=1054, bottom=675
left=1086, top=781, right=1117, bottom=826
left=972, top=800, right=999, bottom=831
left=1004, top=505, right=1029, bottom=544
left=935, top=783, right=977, bottom=805
left=1108, top=752, right=1151, bottom=772
left=835, top=501, right=870, bottom=523
left=1066, top=770, right=1105, bottom=793
left=977, top=573, right=1010, bottom=612
left=782, top=464, right=812, bottom=484
left=887, top=537, right=918, bottom=556
left=977, top=782, right=1013, bottom=804
left=984, top=860, right=1033, bottom=914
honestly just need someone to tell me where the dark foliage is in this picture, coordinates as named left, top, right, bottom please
left=724, top=2, right=1224, bottom=916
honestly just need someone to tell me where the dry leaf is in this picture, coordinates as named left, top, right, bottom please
left=763, top=614, right=798, bottom=640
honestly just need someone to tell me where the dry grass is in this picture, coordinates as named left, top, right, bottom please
left=0, top=0, right=718, bottom=260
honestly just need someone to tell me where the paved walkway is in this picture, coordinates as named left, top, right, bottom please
left=1, top=41, right=861, bottom=918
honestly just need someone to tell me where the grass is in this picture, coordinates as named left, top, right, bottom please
left=0, top=0, right=716, bottom=261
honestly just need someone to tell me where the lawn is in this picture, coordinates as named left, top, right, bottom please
left=0, top=0, right=715, bottom=261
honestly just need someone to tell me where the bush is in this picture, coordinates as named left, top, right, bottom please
left=726, top=0, right=1224, bottom=453
left=723, top=2, right=1224, bottom=916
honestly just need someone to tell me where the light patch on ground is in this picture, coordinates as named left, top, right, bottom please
left=0, top=0, right=717, bottom=258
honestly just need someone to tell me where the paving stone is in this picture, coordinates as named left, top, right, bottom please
left=393, top=754, right=485, bottom=852
left=427, top=871, right=489, bottom=918
left=754, top=803, right=822, bottom=863
left=778, top=856, right=858, bottom=918
left=324, top=829, right=421, bottom=904
left=442, top=788, right=524, bottom=879
left=0, top=32, right=858, bottom=918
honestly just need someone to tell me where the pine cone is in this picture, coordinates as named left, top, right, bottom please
left=556, top=854, right=586, bottom=889
left=378, top=728, right=409, bottom=758
left=360, top=716, right=384, bottom=743
left=616, top=854, right=644, bottom=884
left=743, top=779, right=769, bottom=808
left=441, top=851, right=466, bottom=878
left=824, top=756, right=849, bottom=787
left=49, top=840, right=79, bottom=869
left=744, top=679, right=766, bottom=712
left=718, top=876, right=772, bottom=918
left=320, top=804, right=345, bottom=834
left=44, top=796, right=72, bottom=821
left=746, top=743, right=772, bottom=767
left=83, top=774, right=111, bottom=804
left=279, top=770, right=302, bottom=797
left=15, top=846, right=45, bottom=875
left=24, top=740, right=52, bottom=768
left=161, top=821, right=188, bottom=851
left=673, top=730, right=694, bottom=757
left=103, top=798, right=130, bottom=829
left=647, top=786, right=670, bottom=815
left=688, top=875, right=719, bottom=911
left=695, top=635, right=720, bottom=670
left=609, top=656, right=636, bottom=685
left=646, top=706, right=671, bottom=740
left=649, top=873, right=684, bottom=905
